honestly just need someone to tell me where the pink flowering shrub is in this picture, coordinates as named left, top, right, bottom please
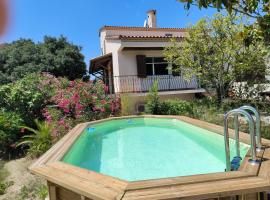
left=42, top=78, right=120, bottom=139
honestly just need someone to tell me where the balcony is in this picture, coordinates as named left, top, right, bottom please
left=106, top=75, right=199, bottom=94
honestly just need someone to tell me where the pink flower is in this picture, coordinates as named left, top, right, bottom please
left=51, top=129, right=58, bottom=138
left=104, top=85, right=109, bottom=93
left=58, top=119, right=65, bottom=125
left=20, top=128, right=25, bottom=133
left=69, top=81, right=75, bottom=87
left=71, top=93, right=80, bottom=102
left=100, top=99, right=106, bottom=105
left=75, top=103, right=83, bottom=110
left=45, top=115, right=52, bottom=122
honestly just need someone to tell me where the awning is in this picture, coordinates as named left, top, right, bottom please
left=89, top=53, right=112, bottom=74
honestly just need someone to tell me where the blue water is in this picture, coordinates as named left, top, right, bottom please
left=62, top=118, right=249, bottom=181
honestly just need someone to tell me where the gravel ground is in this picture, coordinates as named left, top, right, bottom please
left=0, top=158, right=46, bottom=200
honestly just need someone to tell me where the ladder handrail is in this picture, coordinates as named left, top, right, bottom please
left=239, top=105, right=262, bottom=150
left=224, top=108, right=257, bottom=171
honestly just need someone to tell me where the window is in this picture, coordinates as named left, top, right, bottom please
left=145, top=57, right=169, bottom=76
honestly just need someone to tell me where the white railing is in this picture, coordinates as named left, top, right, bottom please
left=110, top=75, right=199, bottom=93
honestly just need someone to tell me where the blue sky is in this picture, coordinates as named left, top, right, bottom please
left=2, top=0, right=217, bottom=66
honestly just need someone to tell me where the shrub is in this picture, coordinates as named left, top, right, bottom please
left=0, top=111, right=23, bottom=157
left=120, top=94, right=135, bottom=116
left=146, top=81, right=161, bottom=114
left=220, top=98, right=270, bottom=114
left=43, top=79, right=120, bottom=138
left=0, top=73, right=120, bottom=157
left=0, top=73, right=58, bottom=127
left=159, top=100, right=194, bottom=116
left=17, top=120, right=53, bottom=158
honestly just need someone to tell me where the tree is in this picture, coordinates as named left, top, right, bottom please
left=0, top=36, right=86, bottom=84
left=0, top=39, right=44, bottom=84
left=164, top=14, right=267, bottom=103
left=178, top=0, right=270, bottom=43
left=39, top=36, right=86, bottom=80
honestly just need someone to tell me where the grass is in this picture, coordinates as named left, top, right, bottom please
left=0, top=160, right=13, bottom=195
left=0, top=160, right=8, bottom=180
left=191, top=105, right=270, bottom=140
left=14, top=180, right=47, bottom=200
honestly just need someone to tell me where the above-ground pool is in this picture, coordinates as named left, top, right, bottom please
left=62, top=117, right=249, bottom=181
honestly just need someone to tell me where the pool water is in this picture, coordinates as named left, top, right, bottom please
left=62, top=118, right=249, bottom=181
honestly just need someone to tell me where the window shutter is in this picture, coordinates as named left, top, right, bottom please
left=136, top=55, right=147, bottom=78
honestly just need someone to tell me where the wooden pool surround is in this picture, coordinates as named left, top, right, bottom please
left=30, top=116, right=270, bottom=200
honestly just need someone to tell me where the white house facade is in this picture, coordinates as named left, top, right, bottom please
left=90, top=10, right=205, bottom=111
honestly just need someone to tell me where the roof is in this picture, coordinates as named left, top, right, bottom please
left=118, top=35, right=184, bottom=39
left=89, top=53, right=112, bottom=73
left=100, top=25, right=187, bottom=33
left=100, top=26, right=187, bottom=40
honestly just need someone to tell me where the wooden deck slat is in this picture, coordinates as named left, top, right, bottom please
left=122, top=177, right=269, bottom=200
left=48, top=161, right=128, bottom=192
left=126, top=171, right=253, bottom=190
left=238, top=148, right=264, bottom=175
left=29, top=115, right=270, bottom=200
left=258, top=147, right=270, bottom=181
left=33, top=166, right=125, bottom=200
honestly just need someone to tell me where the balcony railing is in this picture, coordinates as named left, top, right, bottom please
left=105, top=75, right=199, bottom=93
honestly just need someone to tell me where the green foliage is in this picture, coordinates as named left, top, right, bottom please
left=16, top=180, right=47, bottom=200
left=178, top=0, right=270, bottom=44
left=120, top=94, right=135, bottom=116
left=146, top=81, right=161, bottom=114
left=221, top=98, right=270, bottom=114
left=0, top=73, right=120, bottom=158
left=0, top=73, right=55, bottom=127
left=159, top=100, right=193, bottom=116
left=0, top=36, right=86, bottom=83
left=39, top=36, right=86, bottom=80
left=0, top=161, right=11, bottom=196
left=17, top=120, right=53, bottom=158
left=0, top=39, right=43, bottom=84
left=0, top=181, right=14, bottom=195
left=164, top=14, right=267, bottom=103
left=0, top=161, right=8, bottom=181
left=0, top=111, right=23, bottom=156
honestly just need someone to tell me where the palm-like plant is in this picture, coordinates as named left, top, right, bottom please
left=17, top=120, right=53, bottom=157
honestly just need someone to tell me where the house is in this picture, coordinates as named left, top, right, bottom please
left=90, top=10, right=205, bottom=112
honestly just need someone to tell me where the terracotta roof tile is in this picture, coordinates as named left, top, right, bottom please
left=100, top=25, right=187, bottom=32
left=118, top=35, right=184, bottom=39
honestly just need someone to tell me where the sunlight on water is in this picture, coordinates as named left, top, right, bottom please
left=62, top=118, right=249, bottom=181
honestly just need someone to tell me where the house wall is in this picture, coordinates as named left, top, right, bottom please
left=99, top=29, right=199, bottom=94
left=118, top=50, right=164, bottom=76
left=100, top=29, right=176, bottom=77
left=121, top=93, right=196, bottom=114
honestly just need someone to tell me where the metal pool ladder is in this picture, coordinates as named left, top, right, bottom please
left=224, top=108, right=260, bottom=171
left=239, top=105, right=262, bottom=151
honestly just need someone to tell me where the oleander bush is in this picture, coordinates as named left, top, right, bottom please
left=43, top=78, right=120, bottom=139
left=0, top=73, right=120, bottom=158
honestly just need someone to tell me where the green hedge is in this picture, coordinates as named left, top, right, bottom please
left=0, top=111, right=23, bottom=157
left=159, top=100, right=194, bottom=116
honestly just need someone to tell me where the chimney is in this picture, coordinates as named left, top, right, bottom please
left=147, top=10, right=157, bottom=28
